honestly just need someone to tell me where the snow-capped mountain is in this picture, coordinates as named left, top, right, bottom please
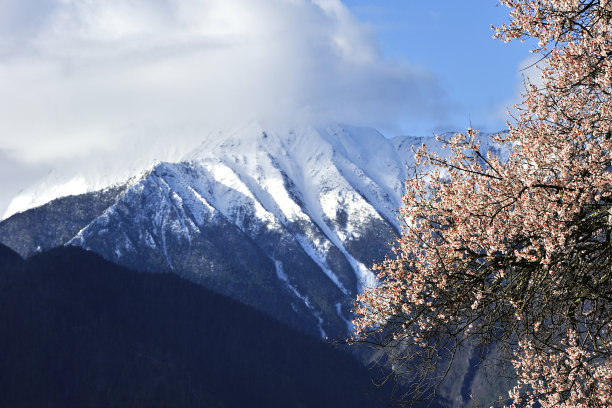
left=0, top=124, right=504, bottom=339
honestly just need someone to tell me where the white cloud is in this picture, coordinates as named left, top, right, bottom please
left=0, top=0, right=450, bottom=217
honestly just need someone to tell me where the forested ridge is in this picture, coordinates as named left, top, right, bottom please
left=0, top=244, right=392, bottom=407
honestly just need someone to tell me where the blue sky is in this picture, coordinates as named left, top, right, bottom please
left=344, top=0, right=533, bottom=135
left=0, top=0, right=538, bottom=217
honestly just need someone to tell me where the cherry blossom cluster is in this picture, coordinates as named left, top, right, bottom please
left=353, top=1, right=611, bottom=406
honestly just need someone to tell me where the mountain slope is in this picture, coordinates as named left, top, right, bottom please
left=0, top=124, right=505, bottom=339
left=0, top=244, right=395, bottom=408
left=0, top=125, right=407, bottom=337
left=0, top=186, right=123, bottom=257
left=0, top=124, right=511, bottom=405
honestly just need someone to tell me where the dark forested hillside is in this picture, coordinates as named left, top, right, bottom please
left=0, top=244, right=389, bottom=407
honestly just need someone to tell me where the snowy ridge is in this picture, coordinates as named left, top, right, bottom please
left=186, top=124, right=408, bottom=288
left=63, top=123, right=445, bottom=337
left=22, top=123, right=505, bottom=338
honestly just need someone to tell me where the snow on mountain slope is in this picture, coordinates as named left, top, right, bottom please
left=62, top=124, right=434, bottom=336
left=1, top=124, right=507, bottom=338
left=184, top=124, right=418, bottom=289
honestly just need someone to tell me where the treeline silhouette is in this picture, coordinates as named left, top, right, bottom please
left=0, top=244, right=389, bottom=407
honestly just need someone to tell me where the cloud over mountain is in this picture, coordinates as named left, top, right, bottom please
left=0, top=0, right=448, bottom=165
left=0, top=0, right=454, bottom=218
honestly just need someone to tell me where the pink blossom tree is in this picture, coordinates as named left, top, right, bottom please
left=352, top=1, right=611, bottom=406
